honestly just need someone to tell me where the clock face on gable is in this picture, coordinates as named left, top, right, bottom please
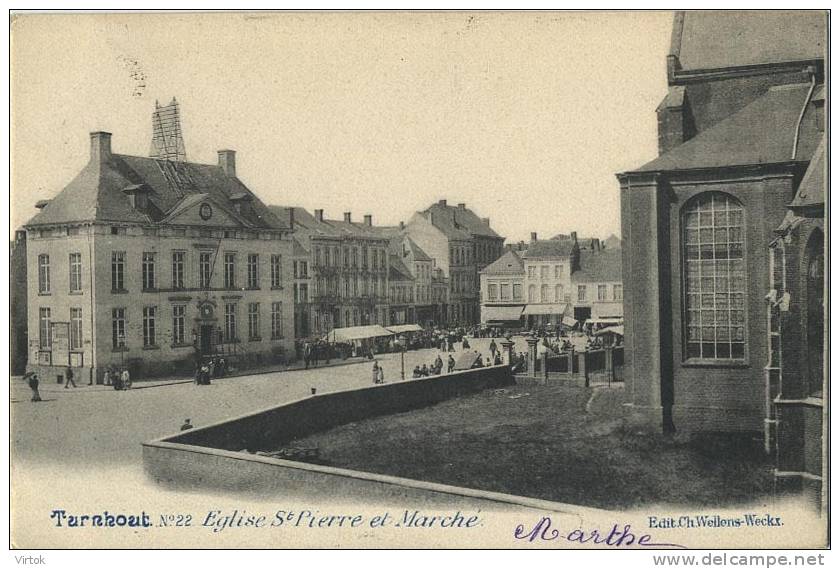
left=199, top=203, right=213, bottom=221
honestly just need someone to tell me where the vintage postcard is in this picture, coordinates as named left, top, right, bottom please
left=8, top=9, right=829, bottom=554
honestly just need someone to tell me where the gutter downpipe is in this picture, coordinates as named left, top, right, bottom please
left=791, top=67, right=817, bottom=160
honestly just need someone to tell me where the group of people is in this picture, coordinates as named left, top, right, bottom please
left=301, top=340, right=334, bottom=369
left=411, top=353, right=457, bottom=378
left=194, top=357, right=227, bottom=385
left=103, top=366, right=132, bottom=390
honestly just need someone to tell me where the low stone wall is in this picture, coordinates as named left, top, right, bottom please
left=143, top=365, right=541, bottom=509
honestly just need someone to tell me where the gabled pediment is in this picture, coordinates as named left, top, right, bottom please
left=160, top=193, right=254, bottom=228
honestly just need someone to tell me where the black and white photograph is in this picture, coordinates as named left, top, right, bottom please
left=7, top=8, right=830, bottom=555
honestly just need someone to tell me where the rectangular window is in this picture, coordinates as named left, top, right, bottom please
left=199, top=252, right=212, bottom=289
left=540, top=266, right=549, bottom=279
left=299, top=283, right=308, bottom=302
left=271, top=254, right=282, bottom=288
left=70, top=308, right=83, bottom=350
left=577, top=285, right=587, bottom=302
left=555, top=284, right=564, bottom=303
left=69, top=253, right=82, bottom=292
left=613, top=284, right=623, bottom=301
left=540, top=284, right=549, bottom=302
left=142, top=252, right=156, bottom=290
left=39, top=307, right=51, bottom=348
left=142, top=306, right=157, bottom=347
left=597, top=284, right=607, bottom=301
left=111, top=252, right=125, bottom=291
left=488, top=283, right=498, bottom=301
left=224, top=303, right=237, bottom=342
left=684, top=193, right=746, bottom=360
left=38, top=254, right=51, bottom=294
left=315, top=246, right=322, bottom=267
left=513, top=283, right=522, bottom=301
left=224, top=253, right=236, bottom=289
left=111, top=308, right=126, bottom=349
left=500, top=284, right=511, bottom=301
left=527, top=266, right=535, bottom=279
left=554, top=265, right=562, bottom=279
left=247, top=254, right=259, bottom=289
left=271, top=302, right=283, bottom=339
left=248, top=302, right=260, bottom=340
left=300, top=261, right=308, bottom=278
left=172, top=305, right=186, bottom=345
left=172, top=251, right=185, bottom=289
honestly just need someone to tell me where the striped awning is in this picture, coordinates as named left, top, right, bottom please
left=522, top=303, right=569, bottom=316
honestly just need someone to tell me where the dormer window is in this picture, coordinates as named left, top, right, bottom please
left=122, top=183, right=152, bottom=210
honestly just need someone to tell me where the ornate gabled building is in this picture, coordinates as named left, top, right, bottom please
left=25, top=108, right=295, bottom=383
left=617, top=8, right=826, bottom=461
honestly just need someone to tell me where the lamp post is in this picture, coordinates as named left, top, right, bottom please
left=396, top=334, right=407, bottom=380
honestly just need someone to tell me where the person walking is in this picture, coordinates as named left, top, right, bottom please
left=377, top=364, right=385, bottom=384
left=25, top=372, right=42, bottom=402
left=121, top=368, right=131, bottom=390
left=103, top=368, right=112, bottom=387
left=372, top=360, right=380, bottom=385
left=447, top=354, right=456, bottom=373
left=489, top=338, right=498, bottom=360
left=64, top=366, right=77, bottom=389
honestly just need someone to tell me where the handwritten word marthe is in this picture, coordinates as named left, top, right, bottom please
left=514, top=516, right=686, bottom=549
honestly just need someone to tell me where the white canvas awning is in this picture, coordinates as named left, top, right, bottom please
left=483, top=305, right=525, bottom=322
left=562, top=316, right=578, bottom=327
left=586, top=317, right=624, bottom=326
left=594, top=325, right=624, bottom=337
left=323, top=325, right=394, bottom=343
left=522, top=303, right=569, bottom=316
left=386, top=324, right=424, bottom=334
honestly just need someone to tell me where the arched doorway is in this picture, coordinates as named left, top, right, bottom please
left=805, top=229, right=824, bottom=398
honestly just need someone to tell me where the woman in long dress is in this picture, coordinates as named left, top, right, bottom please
left=25, top=372, right=41, bottom=402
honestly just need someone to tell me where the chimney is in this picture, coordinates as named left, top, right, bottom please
left=571, top=231, right=578, bottom=243
left=438, top=199, right=447, bottom=206
left=287, top=207, right=295, bottom=229
left=518, top=241, right=525, bottom=251
left=217, top=150, right=236, bottom=177
left=457, top=203, right=466, bottom=210
left=530, top=232, right=538, bottom=243
left=314, top=209, right=324, bottom=222
left=344, top=212, right=352, bottom=223
left=90, top=131, right=112, bottom=162
left=399, top=221, right=405, bottom=230
left=481, top=217, right=490, bottom=226
left=363, top=214, right=372, bottom=227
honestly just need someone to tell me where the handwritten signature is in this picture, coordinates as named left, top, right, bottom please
left=514, top=516, right=686, bottom=549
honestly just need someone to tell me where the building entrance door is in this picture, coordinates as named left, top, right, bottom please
left=200, top=325, right=214, bottom=355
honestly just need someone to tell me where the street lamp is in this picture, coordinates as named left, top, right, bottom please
left=396, top=334, right=407, bottom=380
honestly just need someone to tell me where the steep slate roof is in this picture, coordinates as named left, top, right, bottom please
left=522, top=240, right=575, bottom=259
left=790, top=136, right=825, bottom=208
left=674, top=11, right=826, bottom=71
left=405, top=237, right=432, bottom=261
left=481, top=250, right=524, bottom=276
left=572, top=249, right=622, bottom=283
left=632, top=83, right=815, bottom=173
left=421, top=202, right=501, bottom=239
left=389, top=256, right=414, bottom=282
left=28, top=152, right=286, bottom=229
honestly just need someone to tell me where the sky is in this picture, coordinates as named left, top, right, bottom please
left=10, top=11, right=672, bottom=243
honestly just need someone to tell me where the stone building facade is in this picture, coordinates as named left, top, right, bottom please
left=25, top=128, right=295, bottom=383
left=617, top=11, right=825, bottom=438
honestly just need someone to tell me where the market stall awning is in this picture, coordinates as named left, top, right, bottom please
left=483, top=305, right=525, bottom=322
left=323, top=325, right=394, bottom=343
left=594, top=325, right=624, bottom=337
left=586, top=317, right=624, bottom=326
left=562, top=316, right=578, bottom=327
left=522, top=303, right=569, bottom=316
left=386, top=324, right=424, bottom=334
left=592, top=302, right=624, bottom=318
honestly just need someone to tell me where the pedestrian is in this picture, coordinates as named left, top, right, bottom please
left=412, top=365, right=422, bottom=378
left=208, top=359, right=216, bottom=379
left=218, top=357, right=226, bottom=377
left=304, top=342, right=311, bottom=369
left=434, top=354, right=443, bottom=375
left=103, top=368, right=112, bottom=387
left=420, top=363, right=429, bottom=377
left=377, top=364, right=385, bottom=384
left=494, top=352, right=503, bottom=365
left=64, top=366, right=77, bottom=389
left=372, top=360, right=380, bottom=384
left=462, top=337, right=470, bottom=350
left=489, top=338, right=498, bottom=359
left=25, top=372, right=41, bottom=402
left=447, top=354, right=456, bottom=373
left=180, top=418, right=193, bottom=431
left=121, top=368, right=131, bottom=390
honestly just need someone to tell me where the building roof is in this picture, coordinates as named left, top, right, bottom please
left=420, top=201, right=501, bottom=239
left=28, top=151, right=286, bottom=230
left=481, top=250, right=524, bottom=276
left=572, top=249, right=622, bottom=283
left=603, top=234, right=622, bottom=249
left=389, top=256, right=414, bottom=282
left=790, top=136, right=825, bottom=209
left=405, top=237, right=432, bottom=261
left=631, top=83, right=815, bottom=173
left=522, top=239, right=576, bottom=259
left=673, top=11, right=826, bottom=72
